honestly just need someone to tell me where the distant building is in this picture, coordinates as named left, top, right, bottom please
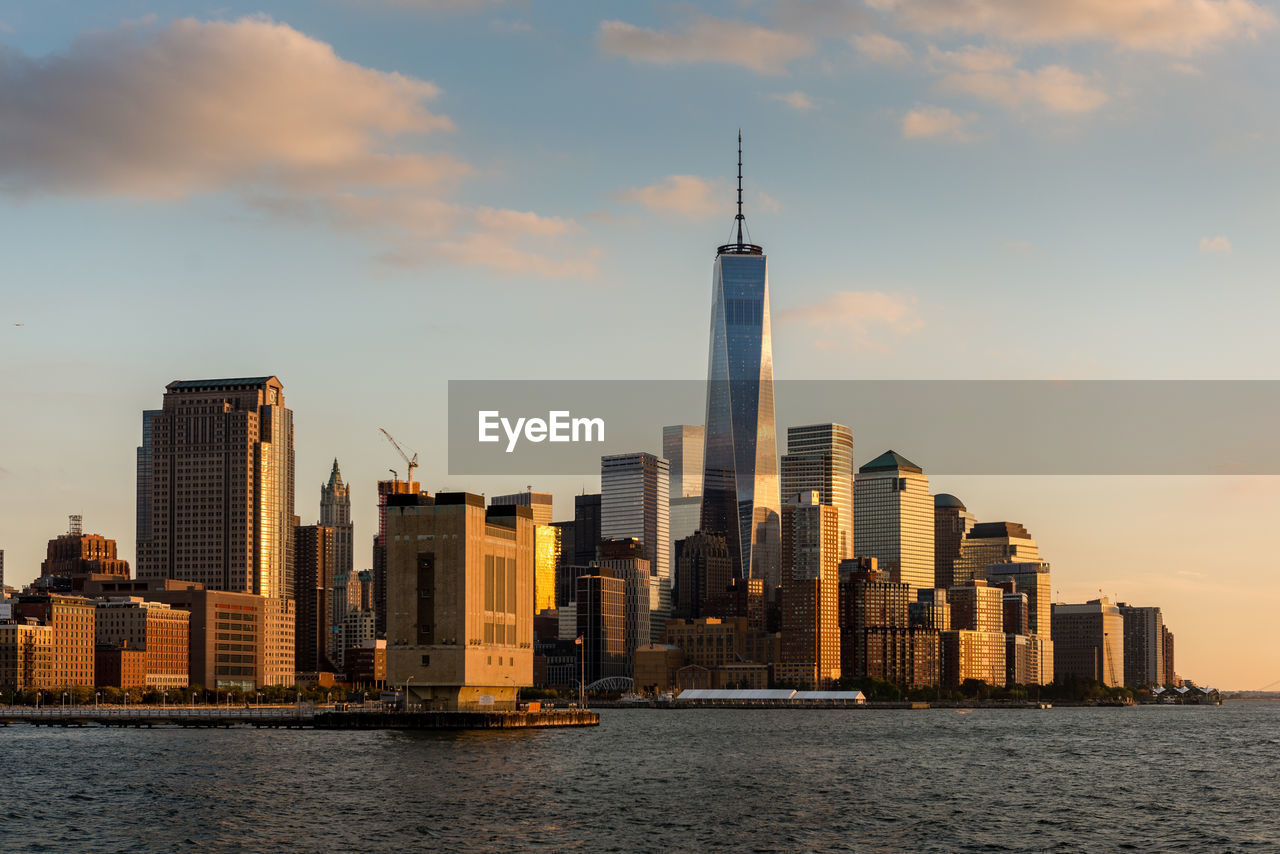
left=854, top=450, right=934, bottom=593
left=663, top=616, right=778, bottom=675
left=533, top=525, right=561, bottom=614
left=385, top=493, right=534, bottom=711
left=781, top=423, right=854, bottom=560
left=662, top=425, right=704, bottom=499
left=94, top=597, right=189, bottom=689
left=1118, top=603, right=1165, bottom=688
left=320, top=460, right=354, bottom=582
left=373, top=478, right=431, bottom=638
left=294, top=524, right=337, bottom=673
left=953, top=523, right=1040, bottom=588
left=668, top=496, right=702, bottom=592
left=0, top=621, right=52, bottom=690
left=985, top=561, right=1054, bottom=684
left=674, top=531, right=732, bottom=620
left=778, top=492, right=841, bottom=689
left=699, top=199, right=781, bottom=591
left=572, top=494, right=602, bottom=566
left=1162, top=625, right=1176, bottom=686
left=576, top=570, right=627, bottom=685
left=16, top=594, right=95, bottom=688
left=940, top=630, right=1006, bottom=688
left=1051, top=598, right=1124, bottom=687
left=602, top=453, right=671, bottom=636
left=95, top=645, right=146, bottom=690
left=839, top=559, right=939, bottom=690
left=136, top=376, right=294, bottom=599
left=40, top=517, right=131, bottom=585
left=634, top=643, right=685, bottom=693
left=596, top=538, right=653, bottom=654
left=947, top=580, right=1004, bottom=634
left=933, top=494, right=975, bottom=589
left=344, top=639, right=386, bottom=688
left=491, top=491, right=553, bottom=527
left=144, top=581, right=296, bottom=690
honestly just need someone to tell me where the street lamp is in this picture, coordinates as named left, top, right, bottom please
left=404, top=676, right=414, bottom=712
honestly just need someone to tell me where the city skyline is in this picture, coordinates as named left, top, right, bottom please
left=2, top=2, right=1278, bottom=690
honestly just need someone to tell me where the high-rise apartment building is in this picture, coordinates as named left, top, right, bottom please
left=778, top=492, right=841, bottom=689
left=947, top=580, right=1004, bottom=634
left=933, top=494, right=975, bottom=589
left=700, top=139, right=781, bottom=591
left=137, top=377, right=295, bottom=599
left=1162, top=626, right=1176, bottom=686
left=1051, top=598, right=1124, bottom=687
left=953, top=523, right=1040, bottom=587
left=372, top=478, right=430, bottom=637
left=491, top=491, right=553, bottom=527
left=985, top=561, right=1054, bottom=684
left=674, top=531, right=732, bottom=620
left=781, top=424, right=854, bottom=560
left=1118, top=603, right=1165, bottom=688
left=294, top=524, right=337, bottom=672
left=662, top=425, right=704, bottom=499
left=853, top=451, right=934, bottom=594
left=385, top=493, right=534, bottom=711
left=320, top=460, right=353, bottom=581
left=601, top=453, right=670, bottom=635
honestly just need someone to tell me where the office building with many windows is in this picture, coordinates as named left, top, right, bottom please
left=853, top=451, right=934, bottom=594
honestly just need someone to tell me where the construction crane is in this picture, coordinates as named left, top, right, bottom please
left=379, top=428, right=419, bottom=485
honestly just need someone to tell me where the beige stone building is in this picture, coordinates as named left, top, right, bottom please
left=386, top=493, right=534, bottom=711
left=0, top=621, right=53, bottom=690
left=94, top=597, right=190, bottom=689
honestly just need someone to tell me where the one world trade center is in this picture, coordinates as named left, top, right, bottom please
left=699, top=133, right=781, bottom=593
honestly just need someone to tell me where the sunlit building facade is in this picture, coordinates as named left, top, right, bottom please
left=781, top=423, right=854, bottom=561
left=601, top=453, right=670, bottom=635
left=933, top=493, right=975, bottom=590
left=853, top=450, right=934, bottom=594
left=1051, top=598, right=1125, bottom=687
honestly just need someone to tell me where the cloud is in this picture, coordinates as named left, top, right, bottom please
left=755, top=191, right=781, bottom=214
left=0, top=16, right=598, bottom=279
left=939, top=63, right=1108, bottom=113
left=871, top=0, right=1274, bottom=54
left=852, top=32, right=912, bottom=64
left=598, top=17, right=812, bottom=75
left=768, top=90, right=817, bottom=111
left=902, top=105, right=976, bottom=140
left=0, top=16, right=458, bottom=198
left=1200, top=235, right=1233, bottom=253
left=776, top=290, right=924, bottom=351
left=615, top=175, right=726, bottom=220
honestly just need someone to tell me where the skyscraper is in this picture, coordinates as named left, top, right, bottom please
left=1051, top=598, right=1125, bottom=687
left=573, top=493, right=602, bottom=566
left=373, top=477, right=430, bottom=637
left=853, top=450, right=934, bottom=594
left=700, top=134, right=780, bottom=591
left=320, top=459, right=353, bottom=580
left=491, top=490, right=553, bottom=527
left=952, top=522, right=1040, bottom=587
left=294, top=523, right=337, bottom=672
left=778, top=492, right=841, bottom=689
left=1118, top=603, right=1165, bottom=688
left=781, top=423, right=854, bottom=560
left=663, top=425, right=704, bottom=499
left=137, top=376, right=295, bottom=598
left=933, top=493, right=975, bottom=589
left=601, top=452, right=670, bottom=636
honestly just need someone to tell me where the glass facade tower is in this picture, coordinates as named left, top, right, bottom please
left=699, top=172, right=781, bottom=592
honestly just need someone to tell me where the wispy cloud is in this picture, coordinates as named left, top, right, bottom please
left=614, top=175, right=726, bottom=220
left=1200, top=235, right=1233, bottom=253
left=0, top=16, right=598, bottom=279
left=777, top=291, right=924, bottom=352
left=938, top=62, right=1108, bottom=113
left=852, top=32, right=912, bottom=64
left=598, top=16, right=812, bottom=75
left=902, top=105, right=976, bottom=140
left=768, top=90, right=818, bottom=111
left=872, top=0, right=1274, bottom=54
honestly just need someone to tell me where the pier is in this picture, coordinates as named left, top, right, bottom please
left=0, top=706, right=599, bottom=730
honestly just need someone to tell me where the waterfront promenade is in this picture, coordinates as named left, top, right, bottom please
left=0, top=705, right=599, bottom=730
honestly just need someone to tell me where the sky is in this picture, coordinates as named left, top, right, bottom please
left=0, top=0, right=1277, bottom=689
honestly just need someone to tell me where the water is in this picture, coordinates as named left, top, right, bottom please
left=2, top=703, right=1276, bottom=852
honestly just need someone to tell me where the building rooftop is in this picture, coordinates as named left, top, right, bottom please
left=934, top=493, right=966, bottom=510
left=166, top=376, right=277, bottom=391
left=968, top=521, right=1033, bottom=540
left=859, top=449, right=923, bottom=474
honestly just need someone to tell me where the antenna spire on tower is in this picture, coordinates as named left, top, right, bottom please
left=736, top=129, right=745, bottom=246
